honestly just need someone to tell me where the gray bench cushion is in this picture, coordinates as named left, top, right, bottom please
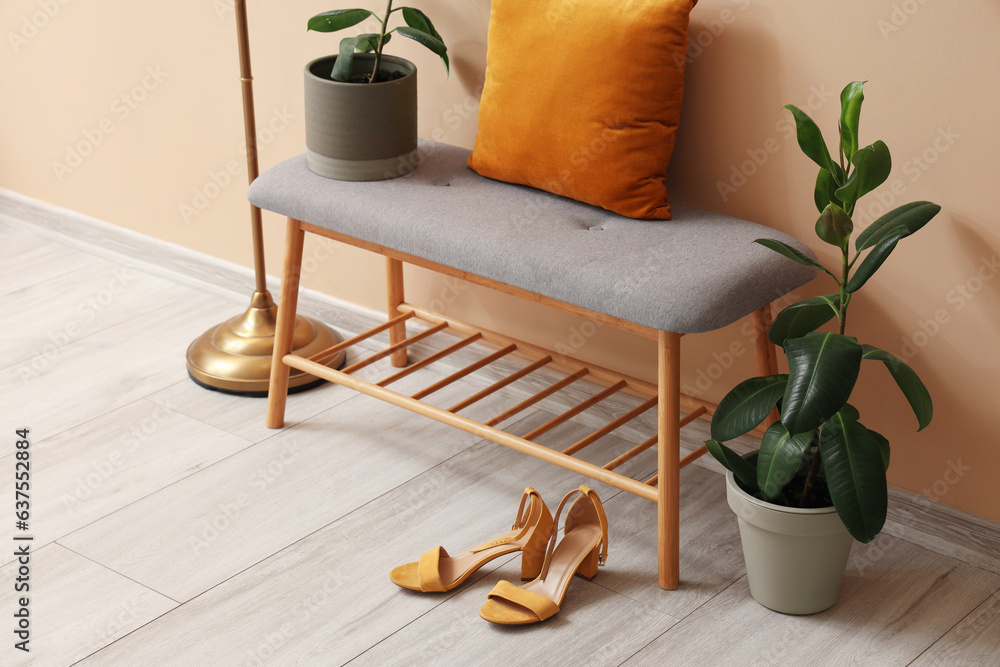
left=248, top=139, right=816, bottom=334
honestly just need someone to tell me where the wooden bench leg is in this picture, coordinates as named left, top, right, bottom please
left=266, top=218, right=306, bottom=429
left=386, top=258, right=408, bottom=368
left=658, top=330, right=681, bottom=590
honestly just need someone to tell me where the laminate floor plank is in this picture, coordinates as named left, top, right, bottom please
left=911, top=587, right=1000, bottom=666
left=1, top=256, right=190, bottom=369
left=75, top=413, right=667, bottom=666
left=623, top=536, right=1000, bottom=666
left=146, top=337, right=384, bottom=444
left=0, top=399, right=252, bottom=566
left=1, top=544, right=176, bottom=667
left=58, top=368, right=524, bottom=603
left=0, top=226, right=103, bottom=296
left=0, top=291, right=240, bottom=440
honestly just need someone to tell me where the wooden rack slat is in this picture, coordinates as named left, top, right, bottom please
left=306, top=311, right=415, bottom=366
left=411, top=344, right=517, bottom=400
left=376, top=332, right=483, bottom=387
left=484, top=368, right=589, bottom=427
left=341, top=321, right=448, bottom=374
left=282, top=352, right=660, bottom=502
left=604, top=434, right=659, bottom=471
left=563, top=395, right=658, bottom=456
left=447, top=355, right=552, bottom=414
left=522, top=380, right=628, bottom=442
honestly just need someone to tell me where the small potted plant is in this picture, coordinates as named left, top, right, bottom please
left=304, top=3, right=449, bottom=181
left=706, top=81, right=940, bottom=615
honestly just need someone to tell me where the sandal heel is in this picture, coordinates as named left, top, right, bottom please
left=576, top=545, right=601, bottom=580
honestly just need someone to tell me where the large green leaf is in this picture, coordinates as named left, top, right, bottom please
left=711, top=375, right=788, bottom=442
left=815, top=203, right=854, bottom=250
left=820, top=411, right=888, bottom=542
left=846, top=227, right=908, bottom=293
left=862, top=345, right=933, bottom=429
left=308, top=9, right=375, bottom=33
left=814, top=167, right=843, bottom=214
left=836, top=140, right=892, bottom=209
left=769, top=294, right=841, bottom=346
left=332, top=36, right=360, bottom=81
left=782, top=333, right=863, bottom=435
left=401, top=7, right=450, bottom=73
left=757, top=423, right=815, bottom=500
left=395, top=26, right=449, bottom=75
left=839, top=81, right=866, bottom=163
left=785, top=104, right=837, bottom=174
left=754, top=239, right=836, bottom=280
left=855, top=201, right=941, bottom=252
left=705, top=440, right=758, bottom=493
left=867, top=425, right=891, bottom=470
left=354, top=32, right=388, bottom=53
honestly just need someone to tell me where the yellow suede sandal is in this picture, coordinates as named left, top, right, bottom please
left=480, top=485, right=608, bottom=625
left=390, top=487, right=553, bottom=593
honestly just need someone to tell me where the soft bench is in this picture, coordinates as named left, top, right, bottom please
left=249, top=139, right=816, bottom=590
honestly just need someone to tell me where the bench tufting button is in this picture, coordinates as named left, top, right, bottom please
left=435, top=180, right=451, bottom=187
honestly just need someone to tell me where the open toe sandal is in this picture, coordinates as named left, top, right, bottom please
left=480, top=485, right=608, bottom=625
left=390, top=487, right=553, bottom=593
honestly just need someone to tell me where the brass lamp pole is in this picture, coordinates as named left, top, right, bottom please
left=186, top=0, right=345, bottom=395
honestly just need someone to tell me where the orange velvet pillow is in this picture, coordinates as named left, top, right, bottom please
left=468, top=0, right=698, bottom=220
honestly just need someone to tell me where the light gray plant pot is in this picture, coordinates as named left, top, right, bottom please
left=726, top=467, right=854, bottom=615
left=304, top=53, right=418, bottom=181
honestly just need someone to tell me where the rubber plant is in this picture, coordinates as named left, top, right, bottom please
left=308, top=2, right=449, bottom=83
left=705, top=81, right=940, bottom=543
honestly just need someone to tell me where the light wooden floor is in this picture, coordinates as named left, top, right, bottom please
left=3, top=218, right=1000, bottom=667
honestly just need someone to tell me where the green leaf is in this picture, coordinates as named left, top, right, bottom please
left=782, top=332, right=863, bottom=435
left=754, top=239, right=836, bottom=280
left=855, top=201, right=941, bottom=252
left=861, top=345, right=933, bottom=429
left=841, top=403, right=861, bottom=420
left=835, top=140, right=892, bottom=209
left=401, top=7, right=449, bottom=74
left=396, top=26, right=449, bottom=75
left=354, top=32, right=389, bottom=53
left=784, top=104, right=837, bottom=174
left=867, top=425, right=891, bottom=470
left=769, top=294, right=841, bottom=346
left=815, top=203, right=854, bottom=250
left=814, top=167, right=843, bottom=214
left=308, top=9, right=375, bottom=33
left=839, top=81, right=866, bottom=163
left=711, top=375, right=788, bottom=442
left=705, top=440, right=758, bottom=493
left=846, top=228, right=908, bottom=293
left=820, top=411, right=888, bottom=542
left=332, top=36, right=359, bottom=82
left=757, top=423, right=815, bottom=500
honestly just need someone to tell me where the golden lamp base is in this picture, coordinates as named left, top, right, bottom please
left=186, top=290, right=346, bottom=396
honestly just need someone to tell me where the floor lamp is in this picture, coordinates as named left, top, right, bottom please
left=186, top=0, right=346, bottom=396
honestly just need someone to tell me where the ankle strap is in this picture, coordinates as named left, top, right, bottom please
left=470, top=487, right=540, bottom=553
left=541, top=485, right=608, bottom=579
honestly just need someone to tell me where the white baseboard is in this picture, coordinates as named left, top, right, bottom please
left=3, top=188, right=998, bottom=575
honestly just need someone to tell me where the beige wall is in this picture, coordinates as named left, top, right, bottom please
left=2, top=0, right=998, bottom=522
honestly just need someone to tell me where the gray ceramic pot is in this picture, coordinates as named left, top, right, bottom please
left=726, top=466, right=854, bottom=615
left=304, top=53, right=418, bottom=181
